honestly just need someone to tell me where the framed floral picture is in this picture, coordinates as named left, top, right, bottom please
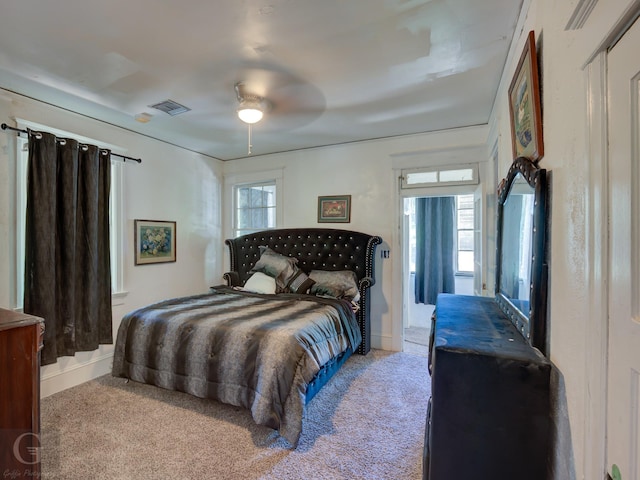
left=317, top=195, right=351, bottom=223
left=134, top=219, right=176, bottom=265
left=508, top=30, right=544, bottom=162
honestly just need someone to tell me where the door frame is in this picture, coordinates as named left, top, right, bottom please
left=584, top=6, right=640, bottom=476
left=584, top=49, right=609, bottom=480
left=397, top=186, right=479, bottom=347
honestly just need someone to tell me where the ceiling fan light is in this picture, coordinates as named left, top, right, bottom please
left=237, top=99, right=264, bottom=124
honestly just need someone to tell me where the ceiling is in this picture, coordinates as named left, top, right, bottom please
left=0, top=0, right=523, bottom=161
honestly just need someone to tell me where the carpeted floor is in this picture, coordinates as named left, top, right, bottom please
left=40, top=349, right=430, bottom=480
left=403, top=326, right=430, bottom=357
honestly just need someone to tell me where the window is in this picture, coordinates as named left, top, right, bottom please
left=225, top=169, right=283, bottom=239
left=401, top=164, right=479, bottom=189
left=233, top=181, right=276, bottom=237
left=14, top=122, right=125, bottom=309
left=405, top=194, right=475, bottom=274
left=456, top=194, right=475, bottom=274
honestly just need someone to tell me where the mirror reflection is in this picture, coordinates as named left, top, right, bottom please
left=499, top=172, right=535, bottom=319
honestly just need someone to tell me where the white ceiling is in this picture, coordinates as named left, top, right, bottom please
left=0, top=0, right=523, bottom=161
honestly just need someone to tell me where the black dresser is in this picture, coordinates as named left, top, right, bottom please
left=424, top=294, right=551, bottom=480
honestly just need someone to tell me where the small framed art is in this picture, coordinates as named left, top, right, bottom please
left=508, top=30, right=544, bottom=162
left=317, top=195, right=351, bottom=223
left=134, top=219, right=176, bottom=265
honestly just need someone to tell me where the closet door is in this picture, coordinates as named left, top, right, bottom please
left=607, top=15, right=640, bottom=480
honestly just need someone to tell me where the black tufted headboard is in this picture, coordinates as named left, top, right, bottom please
left=224, top=228, right=382, bottom=355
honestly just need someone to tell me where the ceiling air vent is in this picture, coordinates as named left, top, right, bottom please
left=148, top=99, right=191, bottom=116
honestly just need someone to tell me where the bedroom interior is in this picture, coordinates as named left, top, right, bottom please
left=0, top=1, right=638, bottom=479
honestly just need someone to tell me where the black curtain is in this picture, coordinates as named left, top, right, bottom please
left=23, top=131, right=113, bottom=365
left=414, top=197, right=456, bottom=305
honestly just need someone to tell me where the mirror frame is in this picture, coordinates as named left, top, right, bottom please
left=495, top=156, right=549, bottom=355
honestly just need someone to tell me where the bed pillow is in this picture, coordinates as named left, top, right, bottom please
left=242, top=272, right=277, bottom=294
left=309, top=270, right=361, bottom=302
left=250, top=246, right=300, bottom=293
left=286, top=269, right=316, bottom=294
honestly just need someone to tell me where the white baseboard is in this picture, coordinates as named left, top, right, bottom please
left=372, top=333, right=398, bottom=351
left=40, top=353, right=113, bottom=398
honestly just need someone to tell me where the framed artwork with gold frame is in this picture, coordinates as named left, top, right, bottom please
left=134, top=219, right=176, bottom=265
left=508, top=30, right=544, bottom=162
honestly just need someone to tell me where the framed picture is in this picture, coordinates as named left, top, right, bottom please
left=134, top=219, right=176, bottom=265
left=317, top=195, right=351, bottom=223
left=508, top=30, right=544, bottom=162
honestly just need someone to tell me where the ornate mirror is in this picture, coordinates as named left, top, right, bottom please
left=495, top=157, right=549, bottom=355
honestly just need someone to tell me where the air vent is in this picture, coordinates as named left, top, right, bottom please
left=148, top=99, right=191, bottom=116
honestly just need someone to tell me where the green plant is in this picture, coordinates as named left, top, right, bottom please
left=612, top=464, right=622, bottom=480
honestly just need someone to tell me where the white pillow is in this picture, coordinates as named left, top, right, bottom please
left=242, top=272, right=277, bottom=294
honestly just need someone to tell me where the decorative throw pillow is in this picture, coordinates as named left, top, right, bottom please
left=250, top=246, right=300, bottom=293
left=309, top=270, right=361, bottom=302
left=286, top=269, right=316, bottom=294
left=242, top=272, right=277, bottom=294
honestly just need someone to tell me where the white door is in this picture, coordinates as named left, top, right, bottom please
left=607, top=16, right=640, bottom=480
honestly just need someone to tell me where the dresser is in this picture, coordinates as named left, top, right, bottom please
left=424, top=294, right=551, bottom=480
left=0, top=309, right=44, bottom=475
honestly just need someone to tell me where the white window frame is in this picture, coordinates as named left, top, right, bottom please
left=233, top=181, right=277, bottom=237
left=455, top=194, right=475, bottom=275
left=401, top=163, right=479, bottom=190
left=224, top=169, right=284, bottom=239
left=13, top=119, right=127, bottom=309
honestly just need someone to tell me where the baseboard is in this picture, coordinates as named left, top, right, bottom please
left=40, top=352, right=113, bottom=398
left=372, top=333, right=397, bottom=351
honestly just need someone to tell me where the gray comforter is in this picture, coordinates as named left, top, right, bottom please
left=111, top=286, right=361, bottom=446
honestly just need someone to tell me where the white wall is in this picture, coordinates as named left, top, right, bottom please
left=0, top=92, right=224, bottom=397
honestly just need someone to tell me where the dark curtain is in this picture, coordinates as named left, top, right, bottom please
left=414, top=197, right=456, bottom=305
left=24, top=131, right=113, bottom=365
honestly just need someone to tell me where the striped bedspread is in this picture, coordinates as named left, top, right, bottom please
left=111, top=286, right=361, bottom=446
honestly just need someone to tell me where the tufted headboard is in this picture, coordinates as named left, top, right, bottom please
left=224, top=228, right=382, bottom=355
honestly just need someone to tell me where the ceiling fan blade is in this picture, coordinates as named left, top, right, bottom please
left=233, top=61, right=326, bottom=129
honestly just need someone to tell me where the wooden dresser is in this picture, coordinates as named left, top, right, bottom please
left=0, top=308, right=44, bottom=476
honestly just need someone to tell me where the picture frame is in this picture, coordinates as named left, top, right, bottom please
left=317, top=195, right=351, bottom=223
left=134, top=219, right=176, bottom=265
left=508, top=30, right=544, bottom=163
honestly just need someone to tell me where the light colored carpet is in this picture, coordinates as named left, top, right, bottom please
left=40, top=349, right=430, bottom=480
left=403, top=327, right=430, bottom=357
left=404, top=326, right=430, bottom=346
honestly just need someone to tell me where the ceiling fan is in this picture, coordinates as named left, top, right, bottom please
left=234, top=82, right=270, bottom=125
left=234, top=82, right=270, bottom=154
left=231, top=63, right=326, bottom=155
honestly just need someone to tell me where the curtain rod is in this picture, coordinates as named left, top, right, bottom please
left=1, top=123, right=142, bottom=164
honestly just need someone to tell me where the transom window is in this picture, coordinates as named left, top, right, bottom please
left=401, top=164, right=479, bottom=189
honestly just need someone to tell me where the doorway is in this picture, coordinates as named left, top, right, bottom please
left=402, top=194, right=476, bottom=356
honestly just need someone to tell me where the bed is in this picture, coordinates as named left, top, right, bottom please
left=112, top=228, right=382, bottom=446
